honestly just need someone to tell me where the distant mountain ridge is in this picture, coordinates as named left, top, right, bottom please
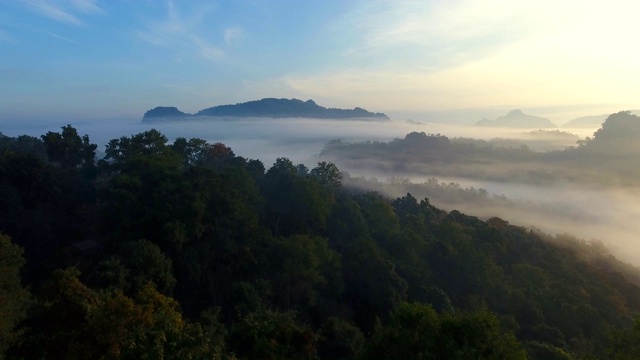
left=475, top=109, right=557, bottom=128
left=562, top=110, right=640, bottom=128
left=142, top=98, right=390, bottom=122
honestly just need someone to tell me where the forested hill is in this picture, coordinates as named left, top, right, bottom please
left=321, top=111, right=640, bottom=186
left=142, top=98, right=390, bottom=122
left=3, top=126, right=640, bottom=359
left=475, top=109, right=557, bottom=128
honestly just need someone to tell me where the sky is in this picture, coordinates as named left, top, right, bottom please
left=1, top=0, right=639, bottom=124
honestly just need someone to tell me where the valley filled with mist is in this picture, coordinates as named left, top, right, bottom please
left=7, top=109, right=637, bottom=266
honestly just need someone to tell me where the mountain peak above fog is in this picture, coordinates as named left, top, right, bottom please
left=142, top=98, right=389, bottom=122
left=475, top=109, right=557, bottom=128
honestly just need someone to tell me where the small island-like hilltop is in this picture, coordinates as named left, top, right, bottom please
left=475, top=109, right=557, bottom=128
left=142, top=98, right=390, bottom=122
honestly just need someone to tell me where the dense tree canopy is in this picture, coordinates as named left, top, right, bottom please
left=2, top=126, right=640, bottom=359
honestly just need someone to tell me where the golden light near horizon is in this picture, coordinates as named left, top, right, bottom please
left=284, top=0, right=640, bottom=117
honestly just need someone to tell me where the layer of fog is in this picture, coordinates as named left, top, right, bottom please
left=0, top=116, right=598, bottom=166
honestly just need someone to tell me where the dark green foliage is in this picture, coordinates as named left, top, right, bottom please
left=94, top=239, right=176, bottom=295
left=526, top=341, right=575, bottom=360
left=0, top=234, right=30, bottom=357
left=13, top=269, right=231, bottom=360
left=261, top=234, right=342, bottom=311
left=310, top=161, right=342, bottom=190
left=0, top=134, right=47, bottom=159
left=0, top=149, right=94, bottom=282
left=340, top=237, right=408, bottom=331
left=609, top=319, right=640, bottom=359
left=318, top=317, right=365, bottom=360
left=230, top=308, right=317, bottom=360
left=41, top=125, right=96, bottom=169
left=363, top=302, right=527, bottom=360
left=363, top=302, right=440, bottom=360
left=262, top=157, right=334, bottom=236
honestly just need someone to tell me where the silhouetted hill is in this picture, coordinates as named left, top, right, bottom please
left=561, top=114, right=607, bottom=128
left=142, top=98, right=389, bottom=122
left=143, top=106, right=189, bottom=119
left=578, top=111, right=640, bottom=155
left=476, top=117, right=492, bottom=126
left=475, top=109, right=557, bottom=128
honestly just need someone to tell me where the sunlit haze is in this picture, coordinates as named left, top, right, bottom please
left=1, top=0, right=638, bottom=124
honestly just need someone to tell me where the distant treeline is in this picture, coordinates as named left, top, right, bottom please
left=2, top=126, right=640, bottom=359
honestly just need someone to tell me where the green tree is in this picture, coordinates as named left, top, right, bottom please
left=102, top=129, right=175, bottom=171
left=354, top=192, right=400, bottom=251
left=263, top=234, right=342, bottom=311
left=94, top=239, right=176, bottom=295
left=15, top=269, right=230, bottom=360
left=435, top=310, right=527, bottom=360
left=364, top=302, right=527, bottom=360
left=310, top=161, right=342, bottom=190
left=318, top=317, right=365, bottom=360
left=12, top=268, right=99, bottom=359
left=0, top=234, right=30, bottom=357
left=230, top=308, right=317, bottom=360
left=363, top=302, right=440, bottom=360
left=41, top=125, right=96, bottom=169
left=341, top=238, right=408, bottom=331
left=100, top=145, right=189, bottom=253
left=174, top=163, right=265, bottom=315
left=171, top=137, right=209, bottom=166
left=0, top=151, right=88, bottom=281
left=0, top=134, right=47, bottom=159
left=609, top=318, right=640, bottom=360
left=526, top=341, right=575, bottom=360
left=262, top=158, right=333, bottom=236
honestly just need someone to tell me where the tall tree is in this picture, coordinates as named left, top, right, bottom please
left=41, top=125, right=96, bottom=169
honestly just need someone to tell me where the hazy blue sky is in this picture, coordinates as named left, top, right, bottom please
left=1, top=0, right=638, bottom=122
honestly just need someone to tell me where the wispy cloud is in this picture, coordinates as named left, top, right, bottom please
left=136, top=0, right=225, bottom=61
left=336, top=0, right=533, bottom=68
left=224, top=26, right=244, bottom=45
left=45, top=30, right=79, bottom=44
left=23, top=0, right=104, bottom=26
left=24, top=0, right=84, bottom=26
left=70, top=0, right=104, bottom=14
